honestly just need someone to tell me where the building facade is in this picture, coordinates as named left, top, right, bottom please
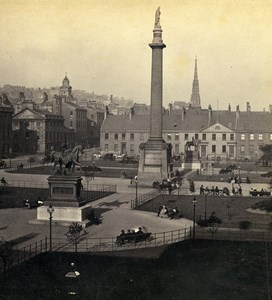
left=0, top=94, right=13, bottom=158
left=100, top=105, right=272, bottom=161
left=13, top=108, right=75, bottom=154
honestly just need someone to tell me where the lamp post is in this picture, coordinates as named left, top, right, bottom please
left=192, top=196, right=197, bottom=239
left=204, top=194, right=207, bottom=221
left=134, top=175, right=138, bottom=206
left=47, top=203, right=54, bottom=252
left=8, top=148, right=12, bottom=168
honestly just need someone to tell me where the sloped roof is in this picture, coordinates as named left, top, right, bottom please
left=101, top=109, right=272, bottom=133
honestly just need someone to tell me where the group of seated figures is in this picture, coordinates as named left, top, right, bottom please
left=116, top=227, right=152, bottom=245
left=157, top=205, right=181, bottom=219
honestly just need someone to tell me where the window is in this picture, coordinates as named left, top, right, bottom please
left=270, top=134, right=272, bottom=141
left=195, top=134, right=199, bottom=140
left=175, top=134, right=179, bottom=141
left=222, top=134, right=226, bottom=141
left=258, top=134, right=263, bottom=140
left=167, top=134, right=171, bottom=141
left=222, top=145, right=226, bottom=152
left=215, top=125, right=221, bottom=130
left=70, top=111, right=73, bottom=116
left=249, top=145, right=254, bottom=154
left=70, top=121, right=73, bottom=127
left=212, top=134, right=216, bottom=141
left=174, top=144, right=179, bottom=153
left=140, top=133, right=144, bottom=141
left=240, top=146, right=245, bottom=154
left=130, top=144, right=134, bottom=155
left=105, top=133, right=109, bottom=140
left=114, top=144, right=118, bottom=152
left=104, top=144, right=108, bottom=151
left=122, top=133, right=126, bottom=140
left=250, top=134, right=254, bottom=140
left=114, top=133, right=118, bottom=140
left=241, top=134, right=245, bottom=140
left=202, top=133, right=206, bottom=141
left=185, top=134, right=189, bottom=140
left=212, top=145, right=216, bottom=153
left=230, top=134, right=234, bottom=141
left=130, top=133, right=134, bottom=140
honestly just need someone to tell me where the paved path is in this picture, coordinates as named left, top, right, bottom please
left=0, top=169, right=192, bottom=249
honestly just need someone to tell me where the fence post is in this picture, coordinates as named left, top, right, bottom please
left=23, top=247, right=26, bottom=262
left=189, top=226, right=192, bottom=239
left=45, top=237, right=48, bottom=252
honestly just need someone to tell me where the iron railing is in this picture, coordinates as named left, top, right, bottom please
left=131, top=189, right=161, bottom=209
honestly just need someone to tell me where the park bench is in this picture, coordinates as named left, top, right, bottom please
left=250, top=190, right=271, bottom=197
left=116, top=232, right=152, bottom=246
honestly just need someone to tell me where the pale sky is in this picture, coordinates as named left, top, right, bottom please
left=0, top=0, right=272, bottom=111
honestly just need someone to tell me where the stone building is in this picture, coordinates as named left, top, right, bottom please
left=0, top=94, right=13, bottom=158
left=100, top=58, right=272, bottom=161
left=100, top=105, right=272, bottom=161
left=13, top=108, right=74, bottom=154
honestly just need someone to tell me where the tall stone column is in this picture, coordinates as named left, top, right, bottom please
left=149, top=26, right=165, bottom=142
left=137, top=8, right=173, bottom=185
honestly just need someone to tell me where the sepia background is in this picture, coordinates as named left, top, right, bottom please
left=0, top=0, right=271, bottom=110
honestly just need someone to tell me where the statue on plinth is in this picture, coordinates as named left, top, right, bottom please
left=154, top=7, right=161, bottom=28
left=50, top=144, right=84, bottom=175
left=185, top=137, right=200, bottom=152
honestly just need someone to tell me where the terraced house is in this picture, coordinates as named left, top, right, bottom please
left=100, top=59, right=272, bottom=161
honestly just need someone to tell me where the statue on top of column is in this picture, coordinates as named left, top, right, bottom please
left=154, top=7, right=161, bottom=28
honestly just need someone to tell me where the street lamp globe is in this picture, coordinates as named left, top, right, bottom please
left=47, top=203, right=54, bottom=215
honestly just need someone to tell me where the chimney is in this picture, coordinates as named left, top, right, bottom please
left=129, top=107, right=134, bottom=120
left=181, top=107, right=185, bottom=121
left=208, top=105, right=212, bottom=126
left=246, top=102, right=251, bottom=112
left=104, top=105, right=109, bottom=119
left=168, top=103, right=172, bottom=115
left=228, top=103, right=231, bottom=112
left=235, top=105, right=240, bottom=130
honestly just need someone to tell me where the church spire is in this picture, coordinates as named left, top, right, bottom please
left=190, top=57, right=201, bottom=108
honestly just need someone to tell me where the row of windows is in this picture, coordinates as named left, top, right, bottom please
left=183, top=133, right=234, bottom=141
left=240, top=133, right=272, bottom=141
left=211, top=145, right=227, bottom=153
left=104, top=132, right=272, bottom=143
left=105, top=133, right=139, bottom=140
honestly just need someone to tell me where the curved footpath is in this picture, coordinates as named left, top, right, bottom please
left=0, top=169, right=192, bottom=248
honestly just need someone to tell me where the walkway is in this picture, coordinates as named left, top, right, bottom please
left=0, top=168, right=193, bottom=249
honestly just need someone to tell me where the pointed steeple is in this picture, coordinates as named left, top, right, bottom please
left=190, top=57, right=201, bottom=108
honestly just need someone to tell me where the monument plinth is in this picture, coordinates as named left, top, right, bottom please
left=36, top=175, right=91, bottom=226
left=137, top=8, right=173, bottom=185
left=182, top=150, right=201, bottom=171
left=44, top=175, right=85, bottom=207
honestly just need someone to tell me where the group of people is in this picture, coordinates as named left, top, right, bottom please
left=200, top=185, right=221, bottom=195
left=157, top=205, right=180, bottom=219
left=117, top=227, right=146, bottom=245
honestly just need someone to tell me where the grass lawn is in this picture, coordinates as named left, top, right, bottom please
left=138, top=194, right=272, bottom=230
left=0, top=240, right=271, bottom=300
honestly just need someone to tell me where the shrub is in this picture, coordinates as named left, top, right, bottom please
left=251, top=199, right=272, bottom=212
left=239, top=221, right=252, bottom=230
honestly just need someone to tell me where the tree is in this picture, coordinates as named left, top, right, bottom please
left=206, top=212, right=222, bottom=240
left=65, top=222, right=87, bottom=252
left=28, top=156, right=36, bottom=168
left=259, top=144, right=272, bottom=166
